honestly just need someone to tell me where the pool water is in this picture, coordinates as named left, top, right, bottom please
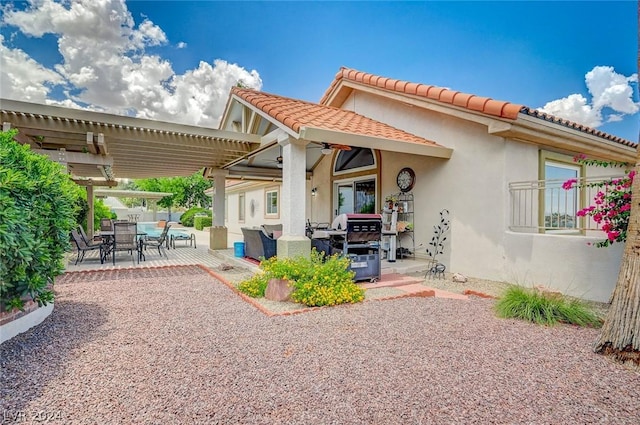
left=138, top=222, right=190, bottom=239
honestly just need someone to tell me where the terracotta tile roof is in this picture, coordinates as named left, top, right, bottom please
left=231, top=87, right=443, bottom=147
left=519, top=107, right=636, bottom=147
left=321, top=67, right=637, bottom=146
left=320, top=67, right=522, bottom=119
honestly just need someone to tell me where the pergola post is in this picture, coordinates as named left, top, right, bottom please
left=277, top=135, right=311, bottom=259
left=86, top=184, right=95, bottom=238
left=208, top=168, right=228, bottom=250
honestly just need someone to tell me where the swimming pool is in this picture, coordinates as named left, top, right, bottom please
left=138, top=222, right=190, bottom=239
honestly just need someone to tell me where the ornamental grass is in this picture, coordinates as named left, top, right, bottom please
left=495, top=286, right=602, bottom=327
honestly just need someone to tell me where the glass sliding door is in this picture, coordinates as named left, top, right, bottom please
left=334, top=177, right=376, bottom=217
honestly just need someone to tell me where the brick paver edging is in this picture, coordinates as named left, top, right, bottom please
left=197, top=264, right=438, bottom=317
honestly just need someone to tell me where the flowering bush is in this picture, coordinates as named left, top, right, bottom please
left=563, top=155, right=634, bottom=247
left=236, top=250, right=365, bottom=307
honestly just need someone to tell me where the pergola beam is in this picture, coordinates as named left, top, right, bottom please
left=32, top=149, right=114, bottom=166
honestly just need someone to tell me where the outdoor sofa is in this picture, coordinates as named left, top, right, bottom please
left=240, top=224, right=282, bottom=261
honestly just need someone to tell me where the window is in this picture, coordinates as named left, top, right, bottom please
left=265, top=187, right=279, bottom=218
left=540, top=152, right=584, bottom=233
left=335, top=178, right=376, bottom=214
left=334, top=147, right=376, bottom=174
left=238, top=193, right=245, bottom=222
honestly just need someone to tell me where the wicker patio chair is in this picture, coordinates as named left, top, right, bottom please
left=70, top=229, right=104, bottom=265
left=112, top=221, right=139, bottom=265
left=141, top=224, right=171, bottom=258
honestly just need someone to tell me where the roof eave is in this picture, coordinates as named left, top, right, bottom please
left=299, top=126, right=453, bottom=159
left=491, top=114, right=637, bottom=163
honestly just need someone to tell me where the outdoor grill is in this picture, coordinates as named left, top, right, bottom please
left=329, top=214, right=382, bottom=282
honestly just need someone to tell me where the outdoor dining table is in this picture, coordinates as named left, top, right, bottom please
left=99, top=230, right=148, bottom=263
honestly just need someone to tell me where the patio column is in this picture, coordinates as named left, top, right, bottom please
left=208, top=168, right=228, bottom=250
left=86, top=184, right=95, bottom=238
left=277, top=135, right=311, bottom=259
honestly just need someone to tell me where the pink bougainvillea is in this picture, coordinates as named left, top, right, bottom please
left=564, top=156, right=634, bottom=247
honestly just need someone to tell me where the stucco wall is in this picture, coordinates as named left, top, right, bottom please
left=341, top=90, right=623, bottom=302
left=225, top=184, right=286, bottom=247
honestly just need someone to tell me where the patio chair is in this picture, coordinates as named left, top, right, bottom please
left=112, top=221, right=139, bottom=265
left=78, top=225, right=102, bottom=244
left=100, top=218, right=113, bottom=232
left=141, top=224, right=171, bottom=258
left=70, top=229, right=105, bottom=265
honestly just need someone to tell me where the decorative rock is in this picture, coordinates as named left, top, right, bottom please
left=265, top=278, right=293, bottom=302
left=452, top=273, right=468, bottom=283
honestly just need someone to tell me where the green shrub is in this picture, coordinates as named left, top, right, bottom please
left=0, top=130, right=81, bottom=312
left=495, top=286, right=602, bottom=327
left=237, top=250, right=365, bottom=307
left=194, top=216, right=212, bottom=230
left=179, top=207, right=211, bottom=227
left=237, top=274, right=270, bottom=298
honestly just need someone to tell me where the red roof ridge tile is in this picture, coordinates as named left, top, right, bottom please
left=320, top=67, right=522, bottom=120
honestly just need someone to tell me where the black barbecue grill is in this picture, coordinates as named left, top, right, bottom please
left=329, top=214, right=382, bottom=282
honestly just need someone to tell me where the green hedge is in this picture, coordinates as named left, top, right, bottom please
left=194, top=216, right=212, bottom=230
left=0, top=130, right=81, bottom=312
left=179, top=207, right=211, bottom=227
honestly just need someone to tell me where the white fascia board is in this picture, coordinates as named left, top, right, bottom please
left=503, top=114, right=636, bottom=162
left=298, top=127, right=453, bottom=159
left=333, top=81, right=500, bottom=128
left=229, top=95, right=300, bottom=139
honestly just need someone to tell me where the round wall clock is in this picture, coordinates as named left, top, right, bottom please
left=396, top=167, right=415, bottom=192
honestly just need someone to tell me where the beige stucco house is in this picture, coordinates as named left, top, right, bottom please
left=208, top=67, right=636, bottom=303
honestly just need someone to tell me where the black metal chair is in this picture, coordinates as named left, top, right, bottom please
left=100, top=218, right=113, bottom=232
left=70, top=229, right=104, bottom=264
left=112, top=222, right=139, bottom=265
left=141, top=224, right=171, bottom=258
left=78, top=225, right=102, bottom=244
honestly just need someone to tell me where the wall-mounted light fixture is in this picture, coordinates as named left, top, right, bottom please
left=311, top=187, right=318, bottom=196
left=320, top=143, right=333, bottom=155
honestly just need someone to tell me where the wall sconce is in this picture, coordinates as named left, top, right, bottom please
left=320, top=143, right=333, bottom=155
left=311, top=187, right=318, bottom=196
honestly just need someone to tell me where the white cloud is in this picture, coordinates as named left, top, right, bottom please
left=0, top=34, right=65, bottom=102
left=0, top=0, right=262, bottom=127
left=177, top=42, right=187, bottom=49
left=539, top=66, right=639, bottom=128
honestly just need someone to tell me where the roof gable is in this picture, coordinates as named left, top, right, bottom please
left=230, top=86, right=445, bottom=149
left=320, top=67, right=636, bottom=148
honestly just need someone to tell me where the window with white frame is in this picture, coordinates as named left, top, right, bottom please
left=265, top=187, right=279, bottom=218
left=542, top=159, right=581, bottom=232
left=238, top=193, right=245, bottom=222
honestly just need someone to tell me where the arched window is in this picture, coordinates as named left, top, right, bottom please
left=334, top=147, right=375, bottom=173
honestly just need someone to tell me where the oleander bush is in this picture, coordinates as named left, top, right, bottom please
left=0, top=130, right=82, bottom=312
left=179, top=207, right=211, bottom=227
left=237, top=250, right=365, bottom=307
left=495, top=286, right=602, bottom=327
left=194, top=216, right=212, bottom=230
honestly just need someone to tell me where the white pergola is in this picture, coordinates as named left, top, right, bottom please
left=1, top=99, right=261, bottom=236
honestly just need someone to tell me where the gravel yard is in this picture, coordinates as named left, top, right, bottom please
left=1, top=265, right=638, bottom=424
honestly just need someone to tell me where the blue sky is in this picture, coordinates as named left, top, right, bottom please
left=1, top=1, right=638, bottom=141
